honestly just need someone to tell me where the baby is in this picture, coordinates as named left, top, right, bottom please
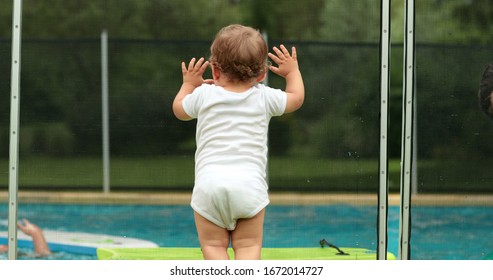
left=173, top=24, right=304, bottom=259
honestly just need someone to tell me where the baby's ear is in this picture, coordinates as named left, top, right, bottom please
left=211, top=64, right=221, bottom=80
left=256, top=71, right=267, bottom=83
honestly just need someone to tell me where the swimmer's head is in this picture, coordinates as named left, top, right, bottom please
left=478, top=63, right=493, bottom=119
left=0, top=245, right=8, bottom=253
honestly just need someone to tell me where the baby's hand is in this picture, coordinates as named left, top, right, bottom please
left=268, top=45, right=300, bottom=78
left=181, top=57, right=210, bottom=88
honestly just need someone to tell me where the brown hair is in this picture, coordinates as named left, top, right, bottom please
left=210, top=24, right=268, bottom=82
left=478, top=63, right=493, bottom=119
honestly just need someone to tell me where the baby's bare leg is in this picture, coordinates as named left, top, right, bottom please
left=194, top=211, right=230, bottom=260
left=231, top=209, right=265, bottom=260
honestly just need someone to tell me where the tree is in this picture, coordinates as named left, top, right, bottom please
left=321, top=0, right=381, bottom=42
left=243, top=0, right=326, bottom=40
left=451, top=0, right=493, bottom=44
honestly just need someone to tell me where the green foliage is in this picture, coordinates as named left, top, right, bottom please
left=19, top=123, right=75, bottom=156
left=1, top=0, right=492, bottom=163
left=450, top=0, right=493, bottom=44
left=322, top=0, right=381, bottom=42
left=0, top=0, right=491, bottom=43
left=0, top=1, right=492, bottom=194
left=0, top=0, right=244, bottom=39
left=244, top=0, right=326, bottom=40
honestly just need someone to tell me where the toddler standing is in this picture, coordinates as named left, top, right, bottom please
left=173, top=24, right=304, bottom=260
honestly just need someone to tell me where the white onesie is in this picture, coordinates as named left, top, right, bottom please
left=182, top=83, right=286, bottom=230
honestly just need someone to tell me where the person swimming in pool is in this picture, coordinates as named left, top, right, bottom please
left=0, top=219, right=51, bottom=256
left=478, top=63, right=493, bottom=119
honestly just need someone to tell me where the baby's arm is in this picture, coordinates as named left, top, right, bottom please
left=173, top=57, right=211, bottom=120
left=268, top=45, right=305, bottom=113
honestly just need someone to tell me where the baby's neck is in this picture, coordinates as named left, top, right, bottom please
left=215, top=78, right=256, bottom=93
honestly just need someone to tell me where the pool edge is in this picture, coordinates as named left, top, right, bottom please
left=1, top=191, right=493, bottom=206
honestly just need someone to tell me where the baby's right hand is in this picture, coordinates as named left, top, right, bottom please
left=181, top=57, right=210, bottom=88
left=268, top=45, right=300, bottom=78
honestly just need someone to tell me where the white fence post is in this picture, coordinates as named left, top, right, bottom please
left=398, top=0, right=415, bottom=260
left=8, top=0, right=23, bottom=260
left=377, top=0, right=391, bottom=260
left=101, top=30, right=110, bottom=193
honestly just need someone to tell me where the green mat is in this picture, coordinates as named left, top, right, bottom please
left=97, top=247, right=396, bottom=260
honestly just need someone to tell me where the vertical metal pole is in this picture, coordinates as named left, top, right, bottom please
left=262, top=30, right=270, bottom=184
left=262, top=31, right=269, bottom=86
left=398, top=0, right=415, bottom=260
left=377, top=0, right=391, bottom=260
left=8, top=0, right=23, bottom=260
left=411, top=95, right=418, bottom=195
left=101, top=30, right=110, bottom=193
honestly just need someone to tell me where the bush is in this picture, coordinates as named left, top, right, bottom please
left=19, top=123, right=75, bottom=156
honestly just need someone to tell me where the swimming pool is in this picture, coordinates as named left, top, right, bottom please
left=1, top=203, right=492, bottom=260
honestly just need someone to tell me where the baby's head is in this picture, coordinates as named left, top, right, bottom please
left=210, top=24, right=268, bottom=83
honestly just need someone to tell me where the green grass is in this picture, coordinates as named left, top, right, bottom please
left=0, top=156, right=491, bottom=193
left=269, top=157, right=388, bottom=192
left=0, top=156, right=195, bottom=189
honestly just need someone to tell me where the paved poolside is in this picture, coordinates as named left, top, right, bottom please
left=1, top=191, right=493, bottom=206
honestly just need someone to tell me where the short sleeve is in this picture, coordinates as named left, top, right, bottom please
left=261, top=84, right=287, bottom=117
left=182, top=85, right=207, bottom=119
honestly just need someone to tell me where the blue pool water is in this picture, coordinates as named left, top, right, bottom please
left=1, top=203, right=492, bottom=260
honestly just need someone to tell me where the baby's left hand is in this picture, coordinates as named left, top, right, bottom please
left=181, top=57, right=211, bottom=87
left=268, top=45, right=300, bottom=78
